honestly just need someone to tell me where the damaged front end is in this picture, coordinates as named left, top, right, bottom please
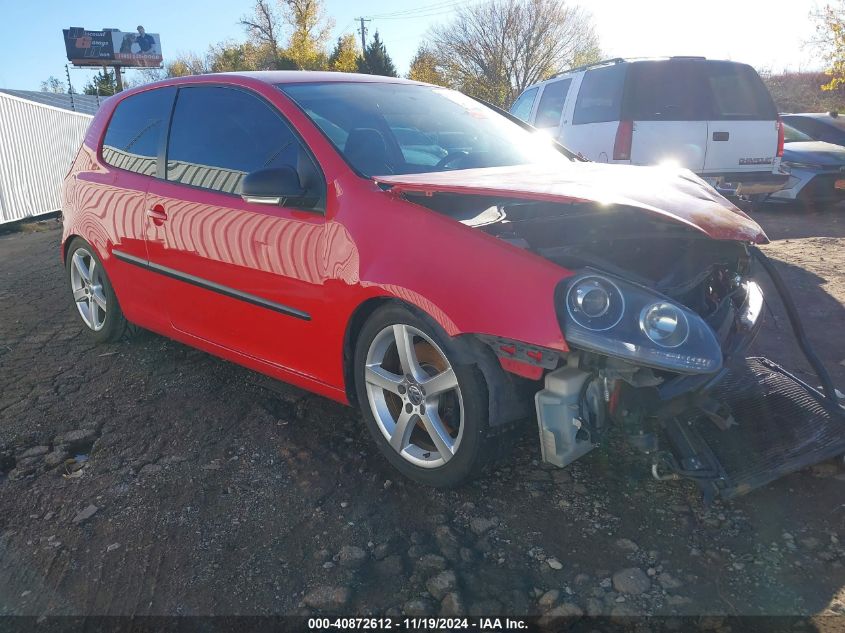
left=384, top=173, right=845, bottom=500
left=488, top=198, right=845, bottom=501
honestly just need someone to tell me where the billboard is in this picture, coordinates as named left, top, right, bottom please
left=63, top=27, right=163, bottom=68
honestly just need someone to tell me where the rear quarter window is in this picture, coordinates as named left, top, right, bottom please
left=572, top=64, right=626, bottom=125
left=101, top=88, right=175, bottom=177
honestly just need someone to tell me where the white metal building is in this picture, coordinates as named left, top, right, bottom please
left=0, top=90, right=97, bottom=225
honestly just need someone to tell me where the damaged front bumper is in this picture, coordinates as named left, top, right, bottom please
left=659, top=357, right=845, bottom=499
left=534, top=248, right=845, bottom=500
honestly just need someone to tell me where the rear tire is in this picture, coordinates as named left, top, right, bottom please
left=65, top=237, right=137, bottom=343
left=353, top=303, right=509, bottom=487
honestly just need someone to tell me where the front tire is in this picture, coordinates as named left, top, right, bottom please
left=65, top=238, right=135, bottom=343
left=353, top=303, right=501, bottom=487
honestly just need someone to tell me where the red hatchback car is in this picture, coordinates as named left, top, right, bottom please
left=62, top=72, right=844, bottom=497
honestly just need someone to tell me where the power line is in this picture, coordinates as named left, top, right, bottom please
left=366, top=0, right=468, bottom=19
left=375, top=8, right=467, bottom=20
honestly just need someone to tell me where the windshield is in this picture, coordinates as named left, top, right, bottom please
left=783, top=122, right=814, bottom=143
left=279, top=82, right=570, bottom=177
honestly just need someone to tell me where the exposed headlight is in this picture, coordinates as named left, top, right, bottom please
left=559, top=272, right=723, bottom=374
left=566, top=276, right=624, bottom=330
left=640, top=302, right=689, bottom=348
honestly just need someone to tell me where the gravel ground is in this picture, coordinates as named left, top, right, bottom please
left=0, top=207, right=844, bottom=619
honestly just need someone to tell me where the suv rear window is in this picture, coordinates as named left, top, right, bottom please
left=101, top=88, right=175, bottom=176
left=704, top=62, right=777, bottom=120
left=572, top=64, right=626, bottom=125
left=623, top=60, right=776, bottom=122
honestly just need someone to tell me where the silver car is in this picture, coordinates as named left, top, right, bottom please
left=765, top=121, right=845, bottom=207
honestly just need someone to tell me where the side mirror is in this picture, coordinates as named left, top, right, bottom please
left=241, top=166, right=310, bottom=207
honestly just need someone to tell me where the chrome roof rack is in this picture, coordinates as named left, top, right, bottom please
left=550, top=55, right=709, bottom=80
left=550, top=58, right=625, bottom=79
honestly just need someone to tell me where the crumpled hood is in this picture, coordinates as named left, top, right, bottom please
left=375, top=162, right=768, bottom=243
left=783, top=141, right=845, bottom=167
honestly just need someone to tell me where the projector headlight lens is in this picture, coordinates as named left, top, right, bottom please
left=566, top=276, right=624, bottom=331
left=640, top=302, right=689, bottom=348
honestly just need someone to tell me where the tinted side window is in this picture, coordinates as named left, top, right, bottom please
left=573, top=65, right=626, bottom=125
left=535, top=79, right=572, bottom=128
left=166, top=86, right=308, bottom=195
left=783, top=117, right=825, bottom=141
left=509, top=87, right=538, bottom=122
left=814, top=119, right=845, bottom=145
left=781, top=117, right=810, bottom=136
left=102, top=88, right=174, bottom=177
left=623, top=61, right=709, bottom=120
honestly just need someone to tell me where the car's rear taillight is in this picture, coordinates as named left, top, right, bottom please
left=776, top=117, right=784, bottom=158
left=613, top=120, right=633, bottom=161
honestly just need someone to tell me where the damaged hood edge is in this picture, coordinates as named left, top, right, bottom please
left=374, top=163, right=769, bottom=244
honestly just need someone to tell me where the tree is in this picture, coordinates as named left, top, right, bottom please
left=429, top=0, right=601, bottom=107
left=282, top=0, right=334, bottom=69
left=40, top=76, right=66, bottom=93
left=163, top=52, right=210, bottom=78
left=761, top=69, right=845, bottom=113
left=83, top=69, right=119, bottom=96
left=408, top=45, right=449, bottom=86
left=207, top=40, right=291, bottom=72
left=357, top=31, right=398, bottom=77
left=813, top=2, right=845, bottom=91
left=137, top=51, right=211, bottom=83
left=241, top=0, right=286, bottom=68
left=241, top=0, right=332, bottom=70
left=328, top=34, right=359, bottom=73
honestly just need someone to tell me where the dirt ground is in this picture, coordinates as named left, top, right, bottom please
left=1, top=206, right=844, bottom=622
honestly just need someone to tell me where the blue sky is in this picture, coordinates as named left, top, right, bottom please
left=0, top=0, right=823, bottom=91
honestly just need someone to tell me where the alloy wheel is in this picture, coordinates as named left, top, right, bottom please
left=364, top=324, right=464, bottom=468
left=70, top=248, right=107, bottom=331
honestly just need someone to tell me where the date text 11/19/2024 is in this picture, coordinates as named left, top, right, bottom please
left=307, top=617, right=530, bottom=630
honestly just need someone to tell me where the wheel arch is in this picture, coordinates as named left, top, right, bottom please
left=343, top=296, right=532, bottom=428
left=62, top=233, right=82, bottom=263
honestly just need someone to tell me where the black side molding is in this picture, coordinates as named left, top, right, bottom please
left=111, top=249, right=311, bottom=321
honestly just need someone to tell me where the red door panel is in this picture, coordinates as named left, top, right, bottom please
left=144, top=180, right=329, bottom=381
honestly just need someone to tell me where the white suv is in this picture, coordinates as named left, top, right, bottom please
left=510, top=57, right=787, bottom=195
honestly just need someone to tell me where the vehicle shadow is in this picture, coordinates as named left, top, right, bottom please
left=750, top=256, right=845, bottom=386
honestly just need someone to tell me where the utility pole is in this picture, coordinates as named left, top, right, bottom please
left=356, top=17, right=371, bottom=52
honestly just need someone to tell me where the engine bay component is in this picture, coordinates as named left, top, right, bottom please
left=534, top=366, right=596, bottom=468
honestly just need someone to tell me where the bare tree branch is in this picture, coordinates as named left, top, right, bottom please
left=430, top=0, right=601, bottom=107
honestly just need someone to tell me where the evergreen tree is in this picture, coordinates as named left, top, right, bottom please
left=328, top=34, right=359, bottom=73
left=83, top=70, right=118, bottom=96
left=357, top=31, right=397, bottom=77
